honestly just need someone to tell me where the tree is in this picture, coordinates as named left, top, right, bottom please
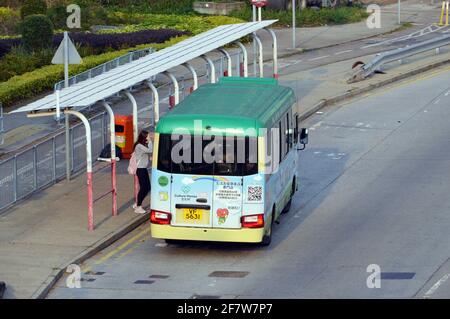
left=21, top=14, right=54, bottom=52
left=20, top=0, right=47, bottom=19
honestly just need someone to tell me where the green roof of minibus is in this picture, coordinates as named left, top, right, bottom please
left=155, top=77, right=296, bottom=137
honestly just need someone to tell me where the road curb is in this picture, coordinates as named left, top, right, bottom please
left=31, top=213, right=149, bottom=299
left=297, top=57, right=450, bottom=122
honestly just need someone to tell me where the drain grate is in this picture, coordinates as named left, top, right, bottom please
left=134, top=280, right=155, bottom=285
left=381, top=272, right=416, bottom=280
left=81, top=278, right=96, bottom=282
left=149, top=275, right=170, bottom=279
left=85, top=271, right=105, bottom=276
left=208, top=271, right=249, bottom=278
left=190, top=294, right=221, bottom=299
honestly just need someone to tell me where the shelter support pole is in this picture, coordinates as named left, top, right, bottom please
left=201, top=55, right=216, bottom=84
left=253, top=34, right=264, bottom=78
left=147, top=81, right=160, bottom=125
left=64, top=110, right=93, bottom=231
left=124, top=91, right=140, bottom=206
left=164, top=71, right=180, bottom=107
left=234, top=42, right=248, bottom=77
left=265, top=29, right=278, bottom=78
left=102, top=102, right=117, bottom=217
left=182, top=63, right=198, bottom=92
left=218, top=49, right=232, bottom=77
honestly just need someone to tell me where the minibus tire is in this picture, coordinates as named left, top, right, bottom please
left=282, top=179, right=295, bottom=214
left=261, top=209, right=275, bottom=246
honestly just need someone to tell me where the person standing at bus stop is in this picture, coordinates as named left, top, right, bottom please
left=133, top=130, right=153, bottom=214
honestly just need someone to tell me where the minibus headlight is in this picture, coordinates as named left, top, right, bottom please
left=241, top=214, right=264, bottom=228
left=151, top=210, right=171, bottom=225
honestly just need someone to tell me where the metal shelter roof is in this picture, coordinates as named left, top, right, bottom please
left=11, top=20, right=277, bottom=115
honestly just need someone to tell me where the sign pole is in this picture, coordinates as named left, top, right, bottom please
left=293, top=0, right=296, bottom=49
left=252, top=4, right=257, bottom=77
left=398, top=0, right=401, bottom=24
left=52, top=31, right=82, bottom=182
left=64, top=32, right=71, bottom=181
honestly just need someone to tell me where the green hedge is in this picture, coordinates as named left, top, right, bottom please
left=21, top=14, right=54, bottom=52
left=20, top=0, right=48, bottom=19
left=104, top=12, right=244, bottom=35
left=229, top=6, right=369, bottom=27
left=0, top=35, right=189, bottom=108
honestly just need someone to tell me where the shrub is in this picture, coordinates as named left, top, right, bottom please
left=51, top=29, right=189, bottom=56
left=20, top=0, right=48, bottom=19
left=229, top=6, right=369, bottom=27
left=0, top=35, right=189, bottom=108
left=0, top=7, right=20, bottom=35
left=47, top=2, right=69, bottom=30
left=0, top=47, right=53, bottom=82
left=103, top=13, right=244, bottom=35
left=21, top=14, right=54, bottom=52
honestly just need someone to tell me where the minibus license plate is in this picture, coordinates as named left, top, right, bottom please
left=183, top=208, right=202, bottom=221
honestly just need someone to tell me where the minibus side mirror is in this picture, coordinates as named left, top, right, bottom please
left=297, top=128, right=309, bottom=151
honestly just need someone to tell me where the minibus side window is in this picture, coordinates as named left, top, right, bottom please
left=157, top=134, right=171, bottom=173
left=279, top=121, right=283, bottom=163
left=294, top=114, right=299, bottom=144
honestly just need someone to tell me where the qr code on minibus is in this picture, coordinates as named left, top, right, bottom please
left=247, top=186, right=262, bottom=201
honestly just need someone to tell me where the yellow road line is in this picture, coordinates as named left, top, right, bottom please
left=82, top=227, right=149, bottom=273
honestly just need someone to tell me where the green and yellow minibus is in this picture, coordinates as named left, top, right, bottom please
left=150, top=77, right=308, bottom=245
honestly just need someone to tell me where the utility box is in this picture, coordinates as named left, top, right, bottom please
left=115, top=115, right=134, bottom=159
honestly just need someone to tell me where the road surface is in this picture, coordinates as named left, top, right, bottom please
left=48, top=64, right=450, bottom=299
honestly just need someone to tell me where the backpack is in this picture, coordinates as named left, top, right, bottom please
left=127, top=151, right=139, bottom=175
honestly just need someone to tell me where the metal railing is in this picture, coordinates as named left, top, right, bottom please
left=348, top=34, right=450, bottom=83
left=0, top=103, right=4, bottom=146
left=54, top=47, right=155, bottom=91
left=0, top=112, right=109, bottom=212
left=0, top=50, right=246, bottom=214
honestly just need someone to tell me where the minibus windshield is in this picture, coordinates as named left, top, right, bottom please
left=157, top=134, right=258, bottom=176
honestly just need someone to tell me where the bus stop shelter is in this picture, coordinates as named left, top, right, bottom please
left=10, top=20, right=279, bottom=231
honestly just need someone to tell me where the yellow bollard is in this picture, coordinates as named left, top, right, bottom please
left=439, top=1, right=450, bottom=26
left=447, top=1, right=449, bottom=26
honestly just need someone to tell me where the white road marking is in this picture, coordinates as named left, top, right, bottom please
left=434, top=99, right=441, bottom=104
left=423, top=273, right=450, bottom=298
left=361, top=25, right=448, bottom=49
left=334, top=49, right=353, bottom=55
left=155, top=243, right=168, bottom=247
left=309, top=55, right=330, bottom=62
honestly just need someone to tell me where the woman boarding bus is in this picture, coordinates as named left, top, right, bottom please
left=150, top=77, right=308, bottom=246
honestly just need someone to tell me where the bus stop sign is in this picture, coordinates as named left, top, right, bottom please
left=251, top=0, right=268, bottom=7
